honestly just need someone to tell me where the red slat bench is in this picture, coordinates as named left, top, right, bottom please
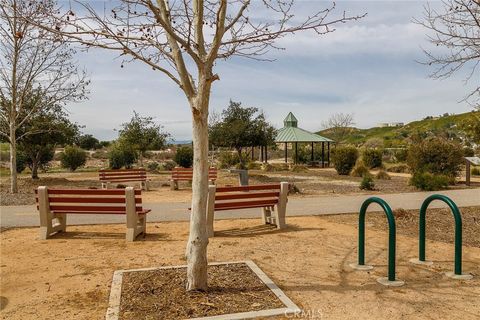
left=205, top=182, right=289, bottom=237
left=35, top=186, right=150, bottom=241
left=170, top=167, right=217, bottom=190
left=99, top=168, right=150, bottom=191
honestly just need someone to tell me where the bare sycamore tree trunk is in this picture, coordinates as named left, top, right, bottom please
left=9, top=122, right=17, bottom=192
left=187, top=102, right=210, bottom=289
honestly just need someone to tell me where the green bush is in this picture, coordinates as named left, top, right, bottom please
left=174, top=147, right=194, bottom=168
left=108, top=144, right=137, bottom=169
left=332, top=146, right=358, bottom=175
left=394, top=149, right=408, bottom=162
left=363, top=149, right=383, bottom=169
left=360, top=175, right=375, bottom=190
left=161, top=160, right=177, bottom=171
left=410, top=172, right=450, bottom=191
left=407, top=138, right=463, bottom=178
left=376, top=170, right=391, bottom=180
left=351, top=161, right=369, bottom=177
left=218, top=150, right=241, bottom=169
left=60, top=146, right=87, bottom=172
left=0, top=150, right=9, bottom=162
left=16, top=151, right=28, bottom=173
left=147, top=161, right=160, bottom=172
left=247, top=162, right=262, bottom=170
left=471, top=167, right=480, bottom=176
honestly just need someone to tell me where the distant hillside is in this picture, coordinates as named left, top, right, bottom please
left=317, top=111, right=477, bottom=147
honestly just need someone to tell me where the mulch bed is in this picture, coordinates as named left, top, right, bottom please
left=323, top=206, right=480, bottom=247
left=119, top=263, right=285, bottom=320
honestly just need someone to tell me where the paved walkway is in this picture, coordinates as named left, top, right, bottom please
left=1, top=188, right=478, bottom=228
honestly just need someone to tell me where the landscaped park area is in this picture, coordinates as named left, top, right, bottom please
left=2, top=0, right=480, bottom=319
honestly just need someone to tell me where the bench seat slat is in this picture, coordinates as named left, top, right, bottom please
left=51, top=209, right=151, bottom=215
left=48, top=205, right=143, bottom=212
left=99, top=178, right=147, bottom=182
left=45, top=197, right=142, bottom=204
left=35, top=189, right=142, bottom=195
left=215, top=192, right=279, bottom=201
left=216, top=184, right=280, bottom=193
left=214, top=199, right=278, bottom=210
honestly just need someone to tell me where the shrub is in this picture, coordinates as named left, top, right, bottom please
left=147, top=161, right=160, bottom=172
left=218, top=150, right=240, bottom=169
left=471, top=167, right=480, bottom=176
left=108, top=144, right=137, bottom=169
left=91, top=150, right=108, bottom=159
left=247, top=162, right=262, bottom=170
left=407, top=138, right=463, bottom=178
left=332, top=146, right=358, bottom=175
left=174, top=147, right=194, bottom=168
left=351, top=161, right=369, bottom=177
left=363, top=148, right=383, bottom=169
left=410, top=172, right=450, bottom=191
left=387, top=164, right=410, bottom=173
left=261, top=163, right=275, bottom=172
left=16, top=151, right=28, bottom=173
left=393, top=149, right=408, bottom=162
left=161, top=160, right=177, bottom=171
left=360, top=175, right=375, bottom=190
left=60, top=146, right=87, bottom=171
left=376, top=170, right=391, bottom=180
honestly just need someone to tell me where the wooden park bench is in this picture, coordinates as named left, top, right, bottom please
left=170, top=167, right=217, bottom=190
left=205, top=182, right=289, bottom=237
left=35, top=186, right=150, bottom=241
left=99, top=168, right=150, bottom=191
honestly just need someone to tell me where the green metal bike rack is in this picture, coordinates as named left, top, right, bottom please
left=412, top=194, right=472, bottom=279
left=351, top=197, right=403, bottom=285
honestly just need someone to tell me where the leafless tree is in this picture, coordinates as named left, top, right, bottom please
left=322, top=112, right=355, bottom=143
left=28, top=0, right=365, bottom=291
left=415, top=0, right=480, bottom=104
left=0, top=0, right=89, bottom=193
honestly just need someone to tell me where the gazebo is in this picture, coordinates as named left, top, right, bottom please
left=275, top=112, right=334, bottom=166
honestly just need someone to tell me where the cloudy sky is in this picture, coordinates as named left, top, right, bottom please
left=64, top=1, right=477, bottom=141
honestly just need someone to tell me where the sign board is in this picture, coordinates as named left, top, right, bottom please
left=465, top=157, right=480, bottom=166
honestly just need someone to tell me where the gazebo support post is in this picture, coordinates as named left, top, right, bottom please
left=295, top=142, right=298, bottom=165
left=322, top=142, right=325, bottom=168
left=285, top=143, right=288, bottom=163
left=311, top=142, right=314, bottom=164
left=260, top=146, right=264, bottom=162
left=264, top=145, right=268, bottom=163
left=327, top=142, right=331, bottom=167
left=251, top=146, right=254, bottom=161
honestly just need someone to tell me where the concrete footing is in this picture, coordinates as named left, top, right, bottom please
left=409, top=258, right=434, bottom=266
left=445, top=272, right=473, bottom=280
left=376, top=277, right=405, bottom=287
left=349, top=263, right=374, bottom=271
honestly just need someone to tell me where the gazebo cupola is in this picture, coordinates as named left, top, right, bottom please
left=284, top=112, right=298, bottom=128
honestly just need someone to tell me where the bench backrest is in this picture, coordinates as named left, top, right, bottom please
left=35, top=188, right=145, bottom=214
left=171, top=167, right=217, bottom=181
left=99, top=168, right=147, bottom=182
left=213, top=184, right=281, bottom=211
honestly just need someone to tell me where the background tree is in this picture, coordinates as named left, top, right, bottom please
left=77, top=134, right=100, bottom=150
left=209, top=100, right=276, bottom=167
left=118, top=111, right=169, bottom=166
left=321, top=113, right=355, bottom=143
left=16, top=105, right=80, bottom=179
left=0, top=0, right=88, bottom=192
left=33, top=0, right=364, bottom=291
left=60, top=145, right=87, bottom=172
left=416, top=0, right=480, bottom=104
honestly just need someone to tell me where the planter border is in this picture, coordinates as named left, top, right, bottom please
left=106, top=260, right=301, bottom=320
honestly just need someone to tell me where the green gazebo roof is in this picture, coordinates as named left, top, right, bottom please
left=275, top=112, right=334, bottom=143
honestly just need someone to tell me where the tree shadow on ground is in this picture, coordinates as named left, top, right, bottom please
left=48, top=231, right=168, bottom=241
left=214, top=224, right=324, bottom=238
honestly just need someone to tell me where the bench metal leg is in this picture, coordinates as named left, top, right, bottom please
left=141, top=180, right=150, bottom=191
left=102, top=182, right=112, bottom=189
left=262, top=207, right=272, bottom=224
left=170, top=180, right=178, bottom=190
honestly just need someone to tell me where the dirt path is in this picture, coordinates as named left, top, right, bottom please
left=1, top=216, right=479, bottom=319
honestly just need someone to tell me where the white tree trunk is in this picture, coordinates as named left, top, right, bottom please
left=9, top=123, right=18, bottom=193
left=186, top=98, right=210, bottom=291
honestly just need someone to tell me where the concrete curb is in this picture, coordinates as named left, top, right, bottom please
left=106, top=260, right=301, bottom=320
